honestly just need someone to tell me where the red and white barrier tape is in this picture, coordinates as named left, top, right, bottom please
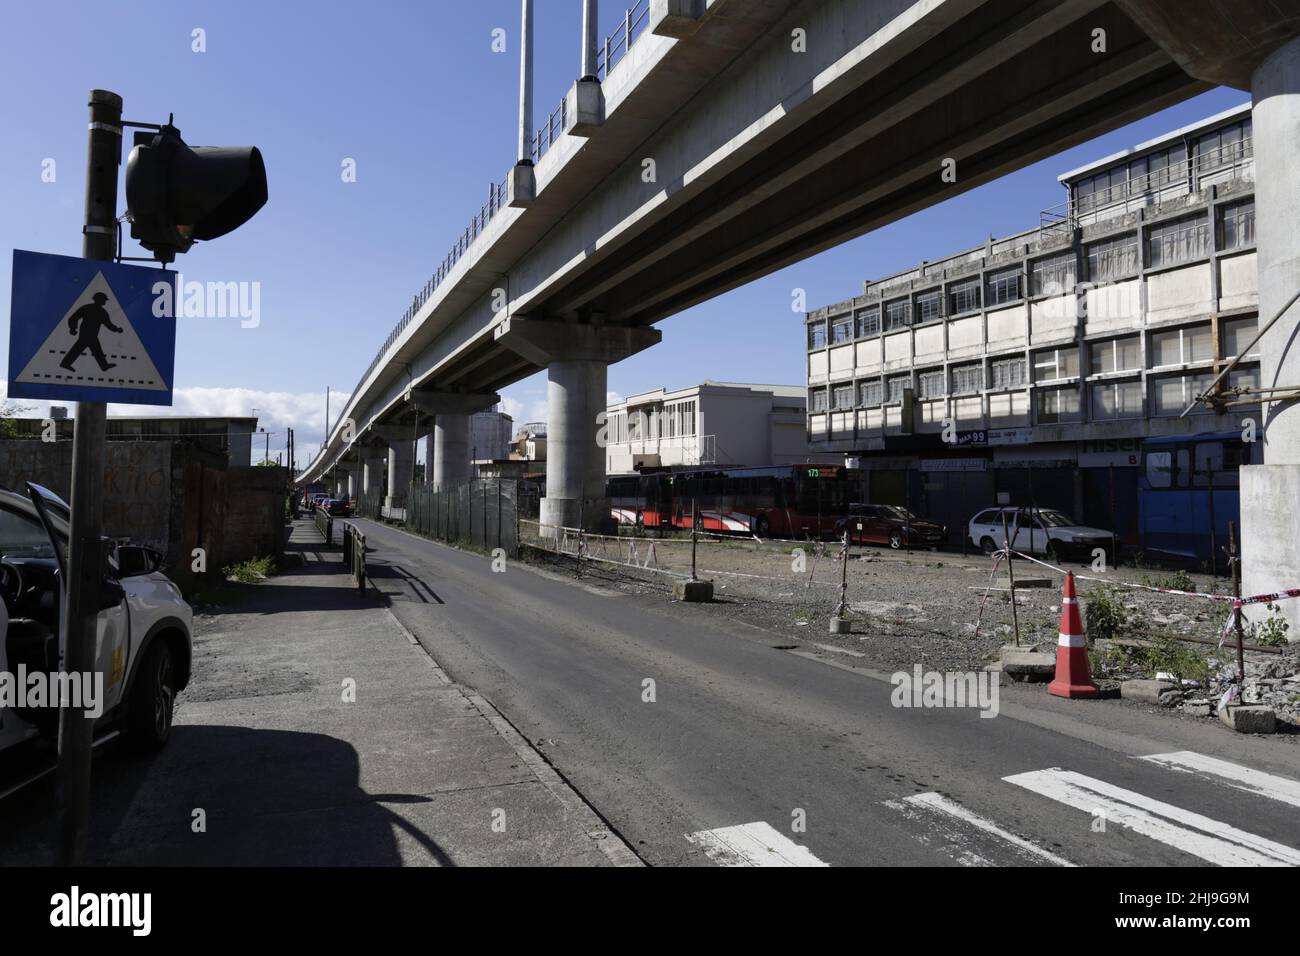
left=996, top=548, right=1300, bottom=652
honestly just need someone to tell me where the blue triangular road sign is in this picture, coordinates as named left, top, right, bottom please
left=7, top=250, right=177, bottom=406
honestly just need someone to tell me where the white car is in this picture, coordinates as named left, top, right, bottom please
left=968, top=506, right=1116, bottom=564
left=0, top=483, right=193, bottom=763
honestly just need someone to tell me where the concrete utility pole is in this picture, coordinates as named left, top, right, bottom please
left=518, top=0, right=534, bottom=164
left=58, top=88, right=121, bottom=866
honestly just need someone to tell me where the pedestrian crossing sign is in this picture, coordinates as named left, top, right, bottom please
left=7, top=249, right=177, bottom=406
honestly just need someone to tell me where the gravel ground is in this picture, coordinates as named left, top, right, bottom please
left=522, top=530, right=1300, bottom=728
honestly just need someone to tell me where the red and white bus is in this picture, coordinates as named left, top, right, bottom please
left=608, top=464, right=864, bottom=539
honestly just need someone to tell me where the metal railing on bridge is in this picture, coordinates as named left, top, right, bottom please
left=314, top=506, right=333, bottom=546
left=341, top=522, right=367, bottom=594
left=327, top=0, right=654, bottom=478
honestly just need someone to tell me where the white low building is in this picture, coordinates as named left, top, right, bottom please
left=604, top=381, right=809, bottom=474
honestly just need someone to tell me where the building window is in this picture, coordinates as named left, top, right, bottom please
left=985, top=267, right=1022, bottom=307
left=810, top=389, right=829, bottom=412
left=1147, top=214, right=1211, bottom=269
left=859, top=381, right=883, bottom=406
left=1030, top=252, right=1077, bottom=296
left=990, top=356, right=1027, bottom=390
left=855, top=307, right=880, bottom=338
left=807, top=322, right=826, bottom=349
left=1195, top=119, right=1252, bottom=176
left=947, top=278, right=981, bottom=316
left=832, top=384, right=854, bottom=409
left=1151, top=323, right=1213, bottom=366
left=917, top=369, right=945, bottom=400
left=607, top=411, right=628, bottom=444
left=915, top=290, right=942, bottom=324
left=1084, top=234, right=1139, bottom=282
left=1139, top=143, right=1188, bottom=191
left=1089, top=335, right=1140, bottom=374
left=1090, top=380, right=1143, bottom=420
left=663, top=400, right=697, bottom=437
left=1036, top=386, right=1081, bottom=424
left=1228, top=364, right=1260, bottom=398
left=1153, top=372, right=1214, bottom=416
left=1034, top=347, right=1079, bottom=382
left=884, top=298, right=911, bottom=331
left=830, top=315, right=853, bottom=344
left=1218, top=200, right=1255, bottom=251
left=951, top=363, right=983, bottom=395
left=887, top=376, right=910, bottom=404
left=1223, top=316, right=1259, bottom=358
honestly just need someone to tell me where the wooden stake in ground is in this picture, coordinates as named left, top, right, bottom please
left=1229, top=521, right=1245, bottom=685
left=1001, top=510, right=1020, bottom=647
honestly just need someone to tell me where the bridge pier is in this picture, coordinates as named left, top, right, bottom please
left=362, top=448, right=386, bottom=498
left=496, top=319, right=660, bottom=535
left=409, top=392, right=499, bottom=489
left=386, top=443, right=414, bottom=511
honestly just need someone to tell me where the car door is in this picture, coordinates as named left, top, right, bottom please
left=25, top=483, right=129, bottom=720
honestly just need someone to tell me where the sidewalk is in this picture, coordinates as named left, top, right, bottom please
left=0, top=520, right=637, bottom=866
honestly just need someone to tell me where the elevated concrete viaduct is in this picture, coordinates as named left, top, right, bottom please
left=301, top=0, right=1300, bottom=555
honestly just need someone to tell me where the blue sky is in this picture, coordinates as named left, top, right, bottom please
left=0, top=1, right=1249, bottom=464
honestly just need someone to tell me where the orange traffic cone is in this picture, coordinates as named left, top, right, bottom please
left=1048, top=571, right=1100, bottom=699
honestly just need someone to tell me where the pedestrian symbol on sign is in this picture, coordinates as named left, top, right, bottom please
left=60, top=292, right=123, bottom=373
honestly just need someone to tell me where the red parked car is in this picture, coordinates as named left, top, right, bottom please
left=833, top=503, right=946, bottom=550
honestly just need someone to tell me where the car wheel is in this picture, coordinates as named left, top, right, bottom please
left=754, top=515, right=770, bottom=538
left=888, top=530, right=903, bottom=550
left=127, top=640, right=175, bottom=753
left=980, top=536, right=997, bottom=555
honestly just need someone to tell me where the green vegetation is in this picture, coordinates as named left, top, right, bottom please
left=1251, top=604, right=1291, bottom=648
left=1084, top=587, right=1129, bottom=642
left=1145, top=635, right=1211, bottom=685
left=223, top=555, right=276, bottom=584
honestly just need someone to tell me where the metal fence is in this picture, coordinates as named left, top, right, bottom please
left=314, top=506, right=333, bottom=546
left=401, top=479, right=535, bottom=555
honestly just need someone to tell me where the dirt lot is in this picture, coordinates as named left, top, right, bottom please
left=522, top=525, right=1300, bottom=729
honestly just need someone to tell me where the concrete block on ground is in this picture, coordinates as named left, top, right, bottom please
left=1002, top=576, right=1054, bottom=589
left=1218, top=703, right=1277, bottom=734
left=828, top=617, right=851, bottom=635
left=1182, top=699, right=1213, bottom=717
left=673, top=579, right=713, bottom=602
left=1000, top=646, right=1056, bottom=682
left=1120, top=679, right=1177, bottom=704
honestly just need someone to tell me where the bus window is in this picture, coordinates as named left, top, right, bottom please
left=1192, top=442, right=1223, bottom=487
left=1146, top=451, right=1172, bottom=488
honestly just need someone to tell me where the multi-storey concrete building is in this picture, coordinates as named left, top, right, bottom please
left=605, top=381, right=809, bottom=474
left=804, top=104, right=1261, bottom=547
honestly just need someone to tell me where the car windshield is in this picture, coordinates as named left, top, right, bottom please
left=0, top=505, right=58, bottom=559
left=883, top=506, right=916, bottom=520
left=1034, top=510, right=1075, bottom=527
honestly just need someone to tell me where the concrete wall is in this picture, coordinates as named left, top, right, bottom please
left=0, top=440, right=174, bottom=554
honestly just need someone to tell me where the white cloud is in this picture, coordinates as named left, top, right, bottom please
left=1, top=381, right=345, bottom=468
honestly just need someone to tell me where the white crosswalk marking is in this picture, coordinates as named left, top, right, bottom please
left=686, top=822, right=829, bottom=867
left=1004, top=768, right=1300, bottom=867
left=1138, top=751, right=1300, bottom=809
left=885, top=792, right=1074, bottom=867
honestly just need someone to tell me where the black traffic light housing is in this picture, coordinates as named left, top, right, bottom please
left=125, top=123, right=267, bottom=263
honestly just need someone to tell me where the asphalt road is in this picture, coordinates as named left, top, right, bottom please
left=356, top=519, right=1300, bottom=868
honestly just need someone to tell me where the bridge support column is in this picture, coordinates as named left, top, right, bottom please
left=386, top=443, right=414, bottom=512
left=1243, top=33, right=1300, bottom=637
left=421, top=433, right=436, bottom=486
left=409, top=392, right=499, bottom=490
left=362, top=453, right=385, bottom=497
left=542, top=359, right=610, bottom=534
left=494, top=318, right=660, bottom=535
